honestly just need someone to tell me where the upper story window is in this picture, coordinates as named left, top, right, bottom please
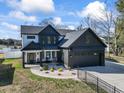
left=48, top=36, right=51, bottom=44
left=53, top=36, right=56, bottom=44
left=27, top=36, right=35, bottom=39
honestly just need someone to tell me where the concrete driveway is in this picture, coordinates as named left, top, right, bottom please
left=80, top=60, right=124, bottom=91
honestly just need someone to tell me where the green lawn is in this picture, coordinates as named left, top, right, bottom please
left=0, top=58, right=106, bottom=93
left=0, top=54, right=4, bottom=59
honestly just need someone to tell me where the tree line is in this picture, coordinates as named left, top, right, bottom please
left=0, top=39, right=21, bottom=46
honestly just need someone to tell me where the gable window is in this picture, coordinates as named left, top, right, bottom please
left=48, top=36, right=51, bottom=44
left=27, top=36, right=35, bottom=39
left=41, top=36, right=45, bottom=45
left=53, top=36, right=56, bottom=44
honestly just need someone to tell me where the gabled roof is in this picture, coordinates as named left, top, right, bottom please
left=60, top=30, right=86, bottom=48
left=21, top=26, right=106, bottom=50
left=21, top=25, right=44, bottom=34
left=21, top=25, right=75, bottom=35
left=57, top=29, right=76, bottom=35
left=21, top=41, right=59, bottom=51
left=60, top=28, right=107, bottom=48
left=21, top=41, right=41, bottom=50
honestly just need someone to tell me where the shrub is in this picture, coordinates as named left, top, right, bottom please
left=43, top=64, right=48, bottom=70
left=58, top=73, right=61, bottom=76
left=40, top=68, right=43, bottom=71
left=58, top=68, right=63, bottom=72
left=50, top=67, right=54, bottom=72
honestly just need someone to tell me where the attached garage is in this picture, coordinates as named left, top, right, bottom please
left=68, top=49, right=105, bottom=68
left=61, top=28, right=106, bottom=68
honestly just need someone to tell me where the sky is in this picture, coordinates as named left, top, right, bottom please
left=0, top=0, right=117, bottom=40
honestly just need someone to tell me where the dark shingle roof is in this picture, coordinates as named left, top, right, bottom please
left=21, top=25, right=76, bottom=35
left=21, top=41, right=59, bottom=51
left=56, top=29, right=76, bottom=35
left=60, top=30, right=86, bottom=48
left=21, top=25, right=44, bottom=34
left=60, top=28, right=107, bottom=48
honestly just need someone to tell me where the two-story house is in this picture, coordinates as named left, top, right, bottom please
left=21, top=25, right=106, bottom=68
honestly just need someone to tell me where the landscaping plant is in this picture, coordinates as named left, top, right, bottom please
left=58, top=68, right=63, bottom=72
left=43, top=64, right=48, bottom=70
left=50, top=67, right=54, bottom=72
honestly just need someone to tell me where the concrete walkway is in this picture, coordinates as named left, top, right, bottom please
left=80, top=60, right=124, bottom=91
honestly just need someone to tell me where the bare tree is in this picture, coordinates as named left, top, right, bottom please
left=112, top=17, right=124, bottom=55
left=77, top=15, right=98, bottom=31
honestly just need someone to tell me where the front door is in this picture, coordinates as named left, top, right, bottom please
left=46, top=51, right=51, bottom=61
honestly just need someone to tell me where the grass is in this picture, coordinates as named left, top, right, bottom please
left=2, top=58, right=22, bottom=69
left=0, top=54, right=4, bottom=58
left=0, top=58, right=106, bottom=93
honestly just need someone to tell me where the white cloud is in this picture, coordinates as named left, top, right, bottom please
left=52, top=17, right=62, bottom=25
left=68, top=12, right=76, bottom=16
left=77, top=1, right=107, bottom=20
left=1, top=22, right=19, bottom=31
left=9, top=11, right=37, bottom=22
left=67, top=25, right=75, bottom=30
left=6, top=0, right=55, bottom=13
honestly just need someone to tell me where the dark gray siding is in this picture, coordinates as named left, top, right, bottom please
left=67, top=30, right=105, bottom=68
left=57, top=51, right=62, bottom=62
left=70, top=30, right=104, bottom=47
left=38, top=25, right=60, bottom=46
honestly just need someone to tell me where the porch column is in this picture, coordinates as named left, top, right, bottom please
left=25, top=52, right=27, bottom=63
left=55, top=51, right=57, bottom=60
left=50, top=51, right=52, bottom=60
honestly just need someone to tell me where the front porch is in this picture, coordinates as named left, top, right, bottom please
left=22, top=50, right=62, bottom=66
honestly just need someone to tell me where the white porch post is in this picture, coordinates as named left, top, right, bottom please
left=44, top=51, right=46, bottom=61
left=50, top=51, right=52, bottom=60
left=55, top=51, right=57, bottom=57
left=25, top=52, right=27, bottom=63
left=55, top=51, right=57, bottom=61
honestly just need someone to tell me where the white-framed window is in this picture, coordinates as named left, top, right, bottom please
left=48, top=36, right=51, bottom=44
left=27, top=35, right=35, bottom=39
left=53, top=36, right=56, bottom=44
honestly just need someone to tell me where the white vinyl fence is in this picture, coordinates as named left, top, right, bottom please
left=3, top=48, right=22, bottom=58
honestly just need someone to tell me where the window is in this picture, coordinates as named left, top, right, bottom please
left=86, top=36, right=90, bottom=44
left=48, top=36, right=51, bottom=44
left=52, top=51, right=55, bottom=58
left=27, top=36, right=35, bottom=39
left=53, top=36, right=56, bottom=44
left=41, top=36, right=45, bottom=45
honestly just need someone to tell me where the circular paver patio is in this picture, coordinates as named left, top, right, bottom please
left=30, top=65, right=78, bottom=79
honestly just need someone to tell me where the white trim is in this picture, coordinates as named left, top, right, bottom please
left=25, top=52, right=27, bottom=63
left=23, top=50, right=42, bottom=52
left=55, top=51, right=57, bottom=58
left=44, top=50, right=60, bottom=51
left=22, top=50, right=60, bottom=52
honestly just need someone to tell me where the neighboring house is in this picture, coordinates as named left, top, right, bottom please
left=21, top=25, right=106, bottom=68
